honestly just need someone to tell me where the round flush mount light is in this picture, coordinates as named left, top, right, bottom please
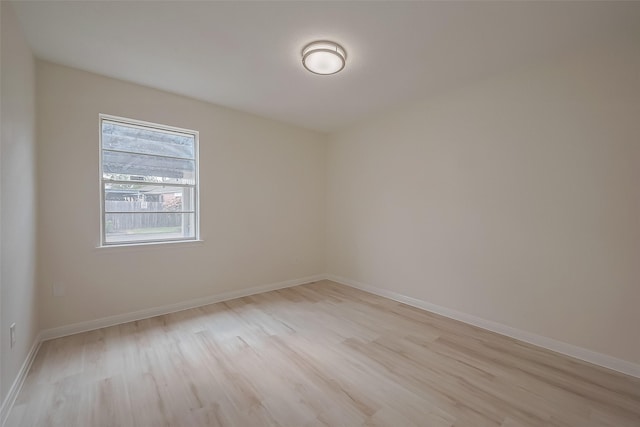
left=301, top=41, right=347, bottom=75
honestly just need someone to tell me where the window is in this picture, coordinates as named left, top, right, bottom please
left=100, top=115, right=199, bottom=245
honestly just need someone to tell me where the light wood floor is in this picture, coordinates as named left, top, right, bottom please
left=6, top=280, right=640, bottom=426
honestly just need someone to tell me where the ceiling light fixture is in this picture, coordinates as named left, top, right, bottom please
left=301, top=41, right=346, bottom=75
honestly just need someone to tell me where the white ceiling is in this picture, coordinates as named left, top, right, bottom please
left=11, top=1, right=640, bottom=132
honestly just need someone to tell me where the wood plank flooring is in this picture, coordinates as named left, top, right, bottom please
left=6, top=280, right=640, bottom=426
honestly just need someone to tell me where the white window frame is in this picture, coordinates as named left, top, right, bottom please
left=99, top=114, right=200, bottom=246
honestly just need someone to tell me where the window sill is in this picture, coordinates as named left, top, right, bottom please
left=95, top=239, right=204, bottom=253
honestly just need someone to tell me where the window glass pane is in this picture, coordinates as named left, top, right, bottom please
left=102, top=121, right=194, bottom=159
left=104, top=212, right=195, bottom=243
left=102, top=150, right=195, bottom=185
left=100, top=116, right=198, bottom=245
left=104, top=184, right=194, bottom=213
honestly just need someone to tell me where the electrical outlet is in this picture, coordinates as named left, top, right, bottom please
left=10, top=323, right=16, bottom=348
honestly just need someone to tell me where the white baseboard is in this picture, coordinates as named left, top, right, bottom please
left=327, top=274, right=640, bottom=379
left=40, top=274, right=326, bottom=341
left=0, top=333, right=42, bottom=427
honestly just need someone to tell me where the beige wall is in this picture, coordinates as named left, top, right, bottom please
left=327, top=42, right=640, bottom=364
left=0, top=1, right=39, bottom=402
left=37, top=61, right=326, bottom=329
